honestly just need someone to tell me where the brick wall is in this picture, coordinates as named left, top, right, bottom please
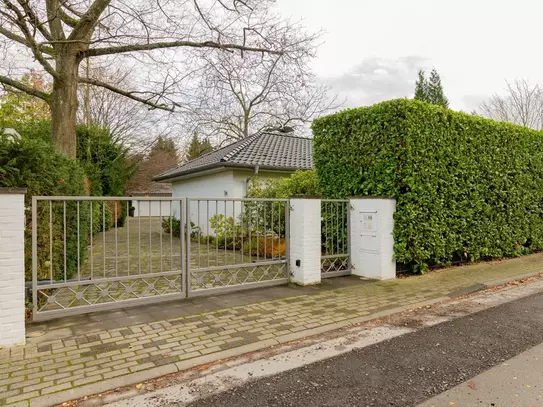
left=289, top=199, right=321, bottom=285
left=0, top=189, right=26, bottom=346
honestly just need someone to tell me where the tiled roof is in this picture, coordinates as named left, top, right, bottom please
left=155, top=132, right=313, bottom=181
left=128, top=182, right=172, bottom=195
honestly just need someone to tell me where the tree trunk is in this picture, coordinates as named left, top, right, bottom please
left=51, top=49, right=80, bottom=159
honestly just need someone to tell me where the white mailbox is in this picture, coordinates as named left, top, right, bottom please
left=349, top=199, right=396, bottom=280
left=360, top=210, right=379, bottom=254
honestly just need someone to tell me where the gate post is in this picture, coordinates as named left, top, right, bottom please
left=349, top=197, right=396, bottom=280
left=289, top=198, right=321, bottom=285
left=0, top=188, right=26, bottom=346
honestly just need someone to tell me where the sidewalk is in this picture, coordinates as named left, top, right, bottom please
left=2, top=254, right=543, bottom=407
left=418, top=342, right=543, bottom=407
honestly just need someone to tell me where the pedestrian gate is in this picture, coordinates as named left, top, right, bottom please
left=321, top=200, right=351, bottom=278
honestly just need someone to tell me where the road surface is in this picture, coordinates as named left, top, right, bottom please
left=186, top=292, right=543, bottom=407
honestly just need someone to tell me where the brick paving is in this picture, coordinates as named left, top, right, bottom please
left=2, top=253, right=543, bottom=406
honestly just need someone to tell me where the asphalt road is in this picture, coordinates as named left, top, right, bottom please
left=186, top=292, right=543, bottom=407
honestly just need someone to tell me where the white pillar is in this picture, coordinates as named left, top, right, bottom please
left=0, top=188, right=26, bottom=346
left=289, top=198, right=321, bottom=285
left=349, top=197, right=396, bottom=280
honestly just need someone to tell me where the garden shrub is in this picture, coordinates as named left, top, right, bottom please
left=247, top=170, right=320, bottom=199
left=312, top=99, right=543, bottom=272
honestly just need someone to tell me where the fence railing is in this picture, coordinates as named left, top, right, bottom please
left=321, top=199, right=351, bottom=277
left=186, top=198, right=289, bottom=295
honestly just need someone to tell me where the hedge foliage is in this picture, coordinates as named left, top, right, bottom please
left=312, top=99, right=543, bottom=271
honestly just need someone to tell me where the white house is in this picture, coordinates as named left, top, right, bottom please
left=154, top=131, right=313, bottom=229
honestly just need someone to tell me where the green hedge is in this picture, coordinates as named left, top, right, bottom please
left=0, top=134, right=91, bottom=281
left=312, top=99, right=543, bottom=271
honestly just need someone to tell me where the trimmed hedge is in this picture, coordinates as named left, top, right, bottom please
left=312, top=99, right=543, bottom=271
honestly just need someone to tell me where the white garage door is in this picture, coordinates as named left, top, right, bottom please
left=133, top=199, right=174, bottom=217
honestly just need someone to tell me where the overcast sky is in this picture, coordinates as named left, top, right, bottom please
left=276, top=0, right=542, bottom=112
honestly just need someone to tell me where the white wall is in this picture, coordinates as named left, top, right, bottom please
left=0, top=190, right=26, bottom=346
left=132, top=199, right=173, bottom=218
left=171, top=171, right=238, bottom=233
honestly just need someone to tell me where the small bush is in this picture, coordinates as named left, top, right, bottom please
left=162, top=216, right=181, bottom=236
left=313, top=98, right=543, bottom=272
left=162, top=217, right=200, bottom=239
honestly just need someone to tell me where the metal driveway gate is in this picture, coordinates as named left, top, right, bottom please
left=32, top=196, right=187, bottom=321
left=31, top=196, right=290, bottom=321
left=321, top=199, right=351, bottom=278
left=185, top=198, right=289, bottom=296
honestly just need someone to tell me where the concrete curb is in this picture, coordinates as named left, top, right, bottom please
left=27, top=272, right=542, bottom=407
left=482, top=271, right=543, bottom=289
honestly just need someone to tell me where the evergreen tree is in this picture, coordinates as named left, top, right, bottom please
left=414, top=70, right=428, bottom=102
left=427, top=69, right=449, bottom=108
left=150, top=136, right=178, bottom=160
left=186, top=134, right=213, bottom=161
left=413, top=69, right=449, bottom=108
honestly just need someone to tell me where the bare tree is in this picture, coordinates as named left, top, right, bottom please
left=480, top=79, right=543, bottom=130
left=0, top=0, right=286, bottom=158
left=76, top=64, right=170, bottom=151
left=185, top=10, right=338, bottom=143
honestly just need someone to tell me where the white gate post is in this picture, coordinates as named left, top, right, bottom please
left=0, top=188, right=26, bottom=346
left=289, top=198, right=321, bottom=285
left=349, top=197, right=396, bottom=280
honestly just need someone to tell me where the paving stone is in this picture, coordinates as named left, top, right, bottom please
left=73, top=375, right=103, bottom=386
left=10, top=378, right=41, bottom=390
left=143, top=340, right=166, bottom=349
left=6, top=391, right=39, bottom=404
left=37, top=344, right=52, bottom=353
left=23, top=380, right=54, bottom=393
left=0, top=389, right=22, bottom=400
left=41, top=382, right=74, bottom=395
left=103, top=368, right=130, bottom=379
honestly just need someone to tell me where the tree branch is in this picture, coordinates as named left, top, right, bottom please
left=0, top=24, right=28, bottom=46
left=0, top=74, right=50, bottom=101
left=82, top=40, right=282, bottom=58
left=2, top=1, right=58, bottom=76
left=68, top=0, right=111, bottom=41
left=15, top=0, right=54, bottom=41
left=58, top=7, right=79, bottom=28
left=78, top=76, right=174, bottom=112
left=44, top=0, right=65, bottom=40
left=0, top=25, right=54, bottom=54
